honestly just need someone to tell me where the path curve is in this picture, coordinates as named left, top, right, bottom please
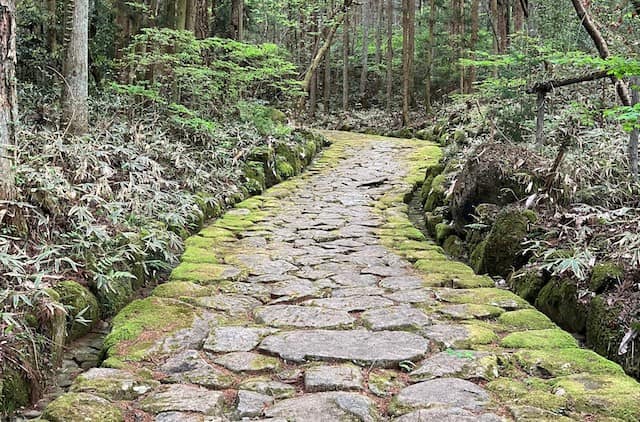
left=43, top=131, right=640, bottom=421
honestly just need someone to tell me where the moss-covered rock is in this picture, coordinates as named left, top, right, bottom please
left=243, top=160, right=267, bottom=194
left=442, top=235, right=465, bottom=258
left=509, top=268, right=548, bottom=303
left=170, top=262, right=245, bottom=284
left=487, top=377, right=568, bottom=414
left=469, top=240, right=487, bottom=274
left=589, top=262, right=623, bottom=293
left=500, top=329, right=578, bottom=350
left=586, top=296, right=627, bottom=370
left=0, top=367, right=32, bottom=415
left=438, top=287, right=531, bottom=310
left=514, top=348, right=625, bottom=378
left=424, top=174, right=447, bottom=212
left=434, top=222, right=453, bottom=244
left=42, top=392, right=123, bottom=422
left=70, top=368, right=160, bottom=401
left=152, top=281, right=210, bottom=299
left=478, top=209, right=529, bottom=277
left=498, top=309, right=555, bottom=330
left=535, top=277, right=587, bottom=334
left=54, top=280, right=101, bottom=341
left=93, top=279, right=134, bottom=318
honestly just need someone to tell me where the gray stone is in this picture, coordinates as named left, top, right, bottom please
left=259, top=329, right=428, bottom=367
left=238, top=377, right=296, bottom=399
left=362, top=306, right=431, bottom=331
left=70, top=368, right=159, bottom=400
left=270, top=278, right=320, bottom=298
left=139, top=385, right=224, bottom=415
left=254, top=305, right=354, bottom=328
left=332, top=286, right=385, bottom=297
left=304, top=296, right=394, bottom=311
left=421, top=324, right=472, bottom=349
left=156, top=412, right=204, bottom=422
left=384, top=289, right=434, bottom=304
left=203, top=326, right=274, bottom=353
left=194, top=294, right=262, bottom=317
left=410, top=351, right=498, bottom=381
left=394, top=408, right=503, bottom=422
left=394, top=378, right=490, bottom=412
left=160, top=350, right=235, bottom=389
left=231, top=254, right=297, bottom=276
left=236, top=390, right=273, bottom=418
left=304, top=364, right=364, bottom=392
left=331, top=273, right=379, bottom=286
left=380, top=276, right=425, bottom=290
left=214, top=352, right=280, bottom=372
left=361, top=266, right=410, bottom=277
left=264, top=392, right=378, bottom=422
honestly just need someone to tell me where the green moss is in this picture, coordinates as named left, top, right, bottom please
left=442, top=235, right=465, bottom=258
left=521, top=209, right=538, bottom=223
left=500, top=329, right=578, bottom=349
left=170, top=262, right=245, bottom=284
left=213, top=214, right=255, bottom=231
left=498, top=309, right=555, bottom=330
left=422, top=272, right=495, bottom=289
left=43, top=393, right=123, bottom=422
left=439, top=303, right=504, bottom=320
left=54, top=280, right=100, bottom=341
left=70, top=372, right=160, bottom=401
left=535, top=277, right=587, bottom=333
left=487, top=377, right=568, bottom=413
left=94, top=279, right=134, bottom=318
left=514, top=348, right=625, bottom=377
left=236, top=197, right=264, bottom=210
left=0, top=368, right=31, bottom=414
left=434, top=222, right=453, bottom=244
left=401, top=248, right=446, bottom=262
left=464, top=323, right=499, bottom=346
left=197, top=226, right=236, bottom=240
left=103, top=297, right=198, bottom=363
left=470, top=240, right=487, bottom=274
left=152, top=281, right=210, bottom=299
left=589, top=262, right=623, bottom=292
left=480, top=209, right=529, bottom=277
left=414, top=258, right=474, bottom=275
left=586, top=296, right=624, bottom=364
left=551, top=374, right=640, bottom=420
left=509, top=269, right=548, bottom=303
left=180, top=246, right=220, bottom=265
left=243, top=161, right=267, bottom=194
left=379, top=226, right=426, bottom=241
left=438, top=288, right=531, bottom=310
left=424, top=174, right=446, bottom=212
left=424, top=212, right=444, bottom=237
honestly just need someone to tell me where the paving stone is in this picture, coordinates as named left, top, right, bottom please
left=394, top=378, right=490, bottom=412
left=332, top=286, right=385, bottom=297
left=409, top=350, right=498, bottom=381
left=384, top=289, right=434, bottom=304
left=421, top=324, right=473, bottom=349
left=238, top=377, right=296, bottom=399
left=362, top=306, right=431, bottom=331
left=259, top=329, right=428, bottom=367
left=361, top=265, right=410, bottom=277
left=70, top=368, right=159, bottom=400
left=380, top=276, right=425, bottom=290
left=269, top=278, right=320, bottom=298
left=304, top=296, right=394, bottom=311
left=438, top=304, right=504, bottom=320
left=254, top=305, right=354, bottom=328
left=394, top=408, right=503, bottom=422
left=194, top=294, right=262, bottom=316
left=331, top=273, right=380, bottom=286
left=203, top=326, right=275, bottom=353
left=214, top=352, right=280, bottom=372
left=236, top=390, right=273, bottom=418
left=155, top=412, right=204, bottom=422
left=304, top=364, right=364, bottom=392
left=160, top=350, right=235, bottom=388
left=231, top=254, right=297, bottom=275
left=263, top=392, right=378, bottom=422
left=139, top=384, right=224, bottom=415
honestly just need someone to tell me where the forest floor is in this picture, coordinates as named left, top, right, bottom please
left=37, top=131, right=640, bottom=422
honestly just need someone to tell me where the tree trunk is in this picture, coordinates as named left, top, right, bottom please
left=630, top=77, right=639, bottom=180
left=62, top=0, right=89, bottom=135
left=46, top=0, right=57, bottom=53
left=424, top=0, right=435, bottom=112
left=513, top=0, right=525, bottom=32
left=194, top=0, right=208, bottom=38
left=231, top=0, right=243, bottom=40
left=466, top=0, right=479, bottom=93
left=374, top=0, right=383, bottom=66
left=386, top=0, right=393, bottom=111
left=359, top=1, right=369, bottom=104
left=402, top=0, right=415, bottom=125
left=0, top=0, right=17, bottom=200
left=185, top=0, right=196, bottom=32
left=324, top=45, right=331, bottom=113
left=177, top=0, right=187, bottom=29
left=342, top=9, right=350, bottom=111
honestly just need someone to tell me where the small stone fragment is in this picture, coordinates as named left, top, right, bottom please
left=304, top=364, right=364, bottom=392
left=236, top=390, right=274, bottom=418
left=214, top=351, right=280, bottom=372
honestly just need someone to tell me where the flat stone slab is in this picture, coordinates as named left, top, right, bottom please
left=254, top=305, right=354, bottom=328
left=332, top=286, right=386, bottom=297
left=362, top=306, right=431, bottom=331
left=438, top=304, right=504, bottom=320
left=304, top=296, right=394, bottom=311
left=160, top=350, right=234, bottom=389
left=361, top=265, right=410, bottom=277
left=239, top=377, right=296, bottom=399
left=264, top=392, right=378, bottom=422
left=410, top=350, right=498, bottom=381
left=203, top=326, right=275, bottom=353
left=70, top=368, right=159, bottom=400
left=394, top=408, right=503, bottom=422
left=384, top=289, right=434, bottom=304
left=237, top=390, right=273, bottom=418
left=305, top=364, right=364, bottom=392
left=380, top=276, right=425, bottom=290
left=394, top=378, right=490, bottom=412
left=194, top=294, right=262, bottom=316
left=259, top=329, right=428, bottom=367
left=139, top=384, right=224, bottom=415
left=269, top=278, right=320, bottom=298
left=214, top=351, right=280, bottom=372
left=231, top=254, right=297, bottom=275
left=331, top=273, right=380, bottom=286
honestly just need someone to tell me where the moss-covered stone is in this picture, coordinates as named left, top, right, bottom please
left=534, top=277, right=587, bottom=333
left=589, top=262, right=623, bottom=293
left=586, top=296, right=625, bottom=369
left=514, top=348, right=625, bottom=377
left=170, top=262, right=245, bottom=284
left=509, top=268, right=548, bottom=304
left=486, top=378, right=567, bottom=413
left=500, top=329, right=578, bottom=350
left=442, top=235, right=465, bottom=258
left=103, top=297, right=198, bottom=364
left=213, top=214, right=255, bottom=231
left=93, top=279, right=134, bottom=318
left=424, top=212, right=444, bottom=237
left=180, top=246, right=221, bottom=264
left=54, top=280, right=101, bottom=341
left=243, top=161, right=267, bottom=194
left=469, top=240, right=487, bottom=274
left=379, top=226, right=426, bottom=241
left=70, top=370, right=160, bottom=401
left=42, top=392, right=123, bottom=422
left=197, top=226, right=236, bottom=240
left=424, top=174, right=447, bottom=212
left=0, top=367, right=31, bottom=415
left=152, top=281, right=210, bottom=299
left=498, top=309, right=555, bottom=330
left=434, top=222, right=453, bottom=244
left=479, top=209, right=529, bottom=277
left=438, top=287, right=531, bottom=310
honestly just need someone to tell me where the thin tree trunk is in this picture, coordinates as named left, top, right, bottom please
left=176, top=0, right=187, bottom=29
left=185, top=0, right=196, bottom=32
left=62, top=0, right=89, bottom=135
left=630, top=77, right=639, bottom=180
left=343, top=9, right=350, bottom=111
left=425, top=0, right=435, bottom=113
left=46, top=0, right=57, bottom=53
left=466, top=0, right=479, bottom=93
left=231, top=0, right=243, bottom=40
left=513, top=0, right=525, bottom=32
left=374, top=0, right=383, bottom=66
left=0, top=0, right=17, bottom=200
left=385, top=0, right=393, bottom=111
left=194, top=0, right=208, bottom=38
left=359, top=1, right=369, bottom=104
left=402, top=0, right=415, bottom=125
left=324, top=44, right=331, bottom=113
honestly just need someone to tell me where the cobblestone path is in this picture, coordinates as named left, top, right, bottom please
left=43, top=131, right=640, bottom=421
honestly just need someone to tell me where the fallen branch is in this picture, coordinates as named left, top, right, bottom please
left=526, top=70, right=609, bottom=94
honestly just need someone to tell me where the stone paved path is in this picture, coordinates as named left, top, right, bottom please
left=43, top=131, right=640, bottom=421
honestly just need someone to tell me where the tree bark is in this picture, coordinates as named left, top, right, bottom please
left=231, top=0, right=243, bottom=40
left=343, top=8, right=350, bottom=111
left=0, top=0, right=17, bottom=200
left=385, top=0, right=393, bottom=111
left=424, top=0, right=435, bottom=112
left=176, top=0, right=187, bottom=29
left=194, top=0, right=208, bottom=38
left=630, top=77, right=639, bottom=180
left=359, top=1, right=369, bottom=104
left=62, top=0, right=89, bottom=135
left=513, top=0, right=525, bottom=32
left=402, top=0, right=415, bottom=125
left=466, top=0, right=479, bottom=93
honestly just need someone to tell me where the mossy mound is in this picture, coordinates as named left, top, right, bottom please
left=170, top=262, right=245, bottom=284
left=0, top=367, right=32, bottom=415
left=43, top=393, right=123, bottom=422
left=53, top=280, right=101, bottom=341
left=476, top=209, right=529, bottom=277
left=514, top=348, right=625, bottom=378
left=589, top=262, right=623, bottom=293
left=500, top=329, right=578, bottom=350
left=103, top=297, right=199, bottom=365
left=93, top=279, right=134, bottom=318
left=152, top=281, right=210, bottom=299
left=535, top=277, right=587, bottom=333
left=438, top=287, right=531, bottom=310
left=487, top=377, right=567, bottom=414
left=498, top=309, right=555, bottom=330
left=509, top=268, right=548, bottom=303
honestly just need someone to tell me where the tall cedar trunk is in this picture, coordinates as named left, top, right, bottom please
left=402, top=0, right=415, bottom=125
left=324, top=44, right=331, bottom=113
left=231, top=0, right=243, bottom=40
left=308, top=13, right=320, bottom=116
left=466, top=0, right=479, bottom=93
left=496, top=0, right=509, bottom=52
left=177, top=0, right=187, bottom=29
left=513, top=0, right=525, bottom=32
left=490, top=0, right=499, bottom=53
left=0, top=0, right=17, bottom=200
left=62, top=0, right=89, bottom=135
left=185, top=0, right=196, bottom=31
left=342, top=10, right=349, bottom=111
left=458, top=0, right=464, bottom=93
left=629, top=79, right=639, bottom=179
left=46, top=0, right=57, bottom=53
left=375, top=0, right=382, bottom=66
left=163, top=0, right=176, bottom=28
left=194, top=0, right=208, bottom=38
left=386, top=0, right=393, bottom=111
left=424, top=0, right=435, bottom=112
left=359, top=1, right=369, bottom=104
